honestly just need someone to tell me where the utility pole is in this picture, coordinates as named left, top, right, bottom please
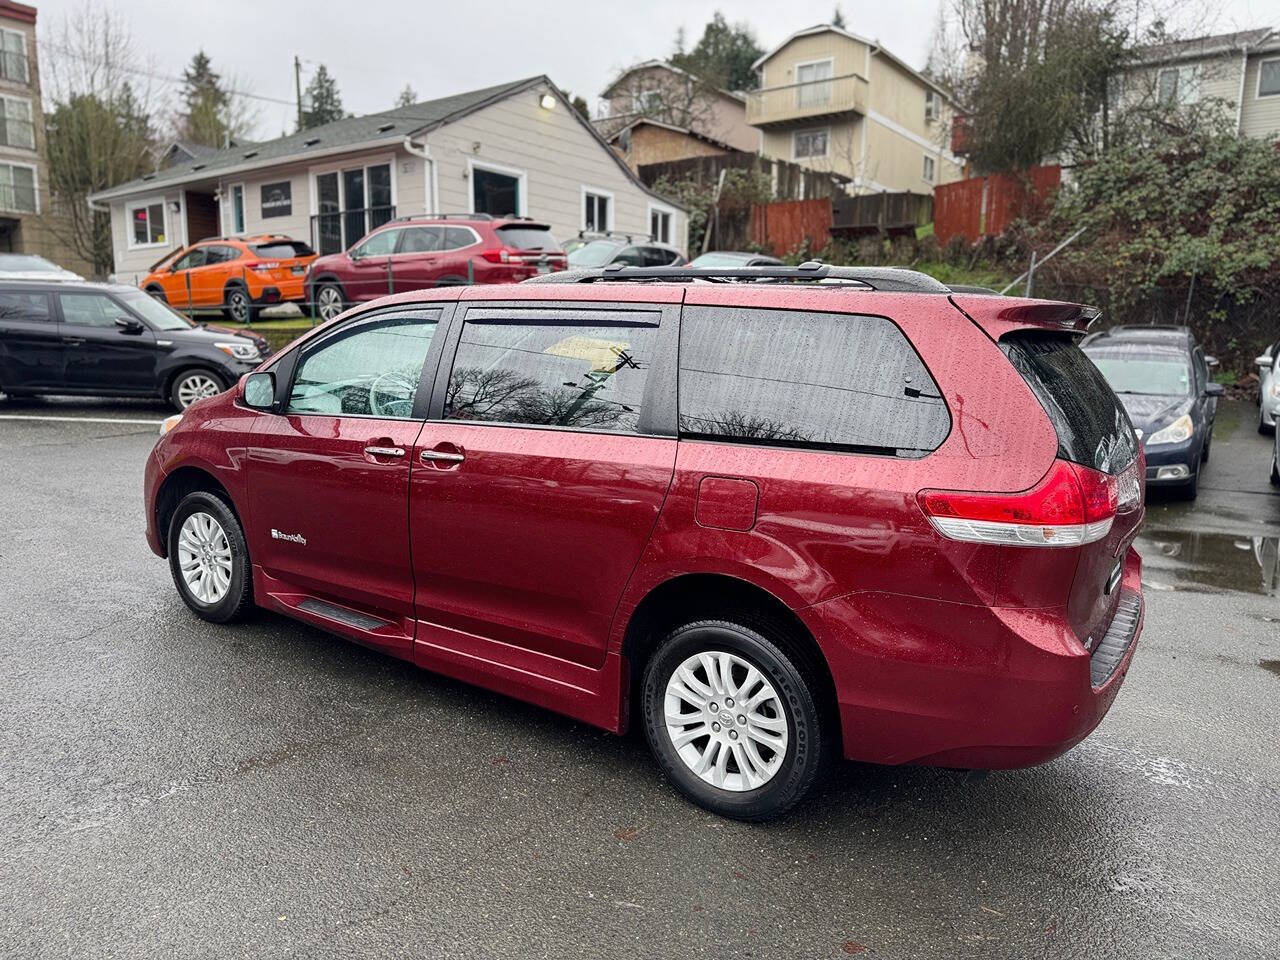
left=294, top=56, right=304, bottom=131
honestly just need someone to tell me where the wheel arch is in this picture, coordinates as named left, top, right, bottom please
left=153, top=464, right=244, bottom=559
left=619, top=572, right=841, bottom=748
left=161, top=362, right=229, bottom=401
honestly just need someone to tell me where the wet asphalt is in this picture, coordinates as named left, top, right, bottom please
left=0, top=396, right=1277, bottom=960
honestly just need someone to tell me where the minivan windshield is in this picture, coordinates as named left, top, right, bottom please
left=120, top=289, right=193, bottom=331
left=1086, top=354, right=1193, bottom=397
left=567, top=240, right=623, bottom=268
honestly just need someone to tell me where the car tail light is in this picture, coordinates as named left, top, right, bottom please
left=245, top=261, right=280, bottom=272
left=480, top=247, right=513, bottom=264
left=918, top=459, right=1118, bottom=547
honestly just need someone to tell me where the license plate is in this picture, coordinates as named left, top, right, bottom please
left=537, top=263, right=551, bottom=274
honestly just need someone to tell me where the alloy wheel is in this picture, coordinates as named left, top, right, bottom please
left=177, top=373, right=221, bottom=408
left=664, top=650, right=790, bottom=792
left=177, top=511, right=233, bottom=604
left=316, top=285, right=343, bottom=322
left=228, top=290, right=249, bottom=323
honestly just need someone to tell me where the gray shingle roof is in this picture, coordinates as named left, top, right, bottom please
left=1134, top=28, right=1274, bottom=64
left=94, top=76, right=543, bottom=200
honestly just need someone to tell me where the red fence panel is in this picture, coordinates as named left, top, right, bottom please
left=750, top=197, right=832, bottom=256
left=934, top=177, right=984, bottom=245
left=935, top=165, right=1061, bottom=244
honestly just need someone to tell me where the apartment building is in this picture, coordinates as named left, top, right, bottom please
left=0, top=0, right=85, bottom=271
left=746, top=24, right=962, bottom=194
left=1115, top=28, right=1280, bottom=140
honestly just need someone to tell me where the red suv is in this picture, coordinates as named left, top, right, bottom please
left=144, top=262, right=1145, bottom=820
left=305, top=214, right=565, bottom=322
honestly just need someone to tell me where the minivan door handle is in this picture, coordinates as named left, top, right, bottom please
left=363, top=444, right=405, bottom=459
left=420, top=443, right=465, bottom=466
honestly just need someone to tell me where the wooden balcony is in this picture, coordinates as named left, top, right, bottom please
left=746, top=74, right=869, bottom=128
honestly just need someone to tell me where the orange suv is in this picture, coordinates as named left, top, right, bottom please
left=141, top=235, right=317, bottom=323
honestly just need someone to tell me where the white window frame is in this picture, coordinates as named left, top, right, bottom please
left=466, top=157, right=528, bottom=217
left=581, top=185, right=615, bottom=232
left=0, top=28, right=28, bottom=85
left=0, top=94, right=34, bottom=150
left=1257, top=56, right=1280, bottom=98
left=922, top=154, right=936, bottom=183
left=925, top=90, right=940, bottom=124
left=229, top=182, right=246, bottom=235
left=125, top=195, right=168, bottom=249
left=792, top=127, right=830, bottom=160
left=795, top=57, right=835, bottom=109
left=632, top=88, right=664, bottom=113
left=646, top=200, right=676, bottom=245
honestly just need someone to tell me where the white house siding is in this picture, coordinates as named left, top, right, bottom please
left=424, top=84, right=687, bottom=253
left=110, top=189, right=185, bottom=282
left=1241, top=52, right=1280, bottom=139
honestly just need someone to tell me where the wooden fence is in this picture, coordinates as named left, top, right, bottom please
left=750, top=198, right=832, bottom=256
left=637, top=152, right=849, bottom=200
left=935, top=165, right=1061, bottom=244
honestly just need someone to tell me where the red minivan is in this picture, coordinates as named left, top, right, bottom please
left=144, top=262, right=1145, bottom=820
left=305, top=214, right=566, bottom=322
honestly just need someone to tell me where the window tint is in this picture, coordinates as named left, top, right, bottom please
left=353, top=229, right=400, bottom=258
left=0, top=290, right=50, bottom=322
left=1002, top=333, right=1139, bottom=474
left=678, top=306, right=949, bottom=456
left=399, top=227, right=441, bottom=254
left=59, top=293, right=125, bottom=328
left=614, top=246, right=646, bottom=266
left=495, top=226, right=556, bottom=251
left=172, top=248, right=207, bottom=271
left=641, top=247, right=675, bottom=267
left=251, top=241, right=314, bottom=258
left=442, top=226, right=479, bottom=250
left=202, top=245, right=234, bottom=265
left=446, top=317, right=657, bottom=434
left=287, top=314, right=438, bottom=418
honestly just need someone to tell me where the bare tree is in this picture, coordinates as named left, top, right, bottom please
left=596, top=64, right=723, bottom=139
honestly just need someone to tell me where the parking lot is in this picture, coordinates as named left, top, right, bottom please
left=1, top=396, right=1276, bottom=959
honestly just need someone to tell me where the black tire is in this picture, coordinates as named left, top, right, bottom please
left=1201, top=436, right=1211, bottom=463
left=314, top=281, right=346, bottom=322
left=1174, top=464, right=1199, bottom=501
left=222, top=285, right=257, bottom=324
left=146, top=285, right=167, bottom=303
left=169, top=368, right=226, bottom=411
left=166, top=491, right=253, bottom=623
left=642, top=618, right=828, bottom=821
left=1270, top=449, right=1279, bottom=487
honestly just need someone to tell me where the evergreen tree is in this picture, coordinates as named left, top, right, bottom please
left=301, top=64, right=344, bottom=129
left=671, top=12, right=764, bottom=91
left=178, top=50, right=229, bottom=146
left=833, top=5, right=847, bottom=28
left=395, top=83, right=418, bottom=108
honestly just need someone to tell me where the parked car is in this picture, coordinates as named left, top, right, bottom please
left=0, top=253, right=83, bottom=282
left=688, top=251, right=784, bottom=268
left=566, top=236, right=685, bottom=270
left=140, top=235, right=316, bottom=324
left=1082, top=325, right=1223, bottom=499
left=306, top=215, right=566, bottom=323
left=1272, top=417, right=1280, bottom=486
left=0, top=280, right=269, bottom=410
left=144, top=263, right=1144, bottom=821
left=1255, top=338, right=1278, bottom=433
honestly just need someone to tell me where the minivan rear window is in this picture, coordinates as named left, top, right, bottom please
left=251, top=241, right=314, bottom=258
left=1001, top=332, right=1138, bottom=474
left=495, top=226, right=559, bottom=251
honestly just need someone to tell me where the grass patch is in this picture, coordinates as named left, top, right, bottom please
left=911, top=260, right=1017, bottom=292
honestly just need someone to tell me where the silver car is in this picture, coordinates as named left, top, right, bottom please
left=1258, top=339, right=1279, bottom=434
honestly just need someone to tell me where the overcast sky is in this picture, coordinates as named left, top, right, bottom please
left=31, top=0, right=1278, bottom=137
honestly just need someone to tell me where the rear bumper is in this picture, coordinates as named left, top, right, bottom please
left=803, top=547, right=1143, bottom=768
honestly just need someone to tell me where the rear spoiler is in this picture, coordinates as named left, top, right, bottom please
left=950, top=295, right=1101, bottom=338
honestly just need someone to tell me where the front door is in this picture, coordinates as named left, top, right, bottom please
left=246, top=307, right=445, bottom=657
left=56, top=290, right=157, bottom=392
left=0, top=289, right=61, bottom=390
left=389, top=225, right=443, bottom=291
left=409, top=304, right=677, bottom=670
left=160, top=247, right=206, bottom=310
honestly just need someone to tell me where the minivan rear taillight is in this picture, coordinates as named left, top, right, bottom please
left=918, top=459, right=1118, bottom=547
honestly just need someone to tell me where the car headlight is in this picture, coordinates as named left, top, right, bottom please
left=160, top=413, right=183, bottom=436
left=1270, top=378, right=1280, bottom=399
left=1147, top=414, right=1193, bottom=445
left=214, top=340, right=261, bottom=362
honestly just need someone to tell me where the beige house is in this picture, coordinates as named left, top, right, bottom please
left=90, top=76, right=689, bottom=281
left=0, top=0, right=89, bottom=273
left=747, top=24, right=962, bottom=194
left=1114, top=28, right=1280, bottom=140
left=595, top=61, right=760, bottom=155
left=605, top=118, right=733, bottom=173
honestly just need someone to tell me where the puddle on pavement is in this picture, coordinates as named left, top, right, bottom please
left=1261, top=660, right=1280, bottom=678
left=1137, top=529, right=1279, bottom=597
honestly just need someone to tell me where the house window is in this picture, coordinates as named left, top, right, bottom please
left=231, top=184, right=245, bottom=233
left=472, top=163, right=522, bottom=218
left=0, top=29, right=27, bottom=85
left=313, top=161, right=395, bottom=255
left=925, top=90, right=940, bottom=124
left=1259, top=58, right=1280, bottom=98
left=793, top=128, right=829, bottom=160
left=584, top=189, right=612, bottom=231
left=1158, top=66, right=1200, bottom=106
left=0, top=162, right=37, bottom=214
left=128, top=199, right=167, bottom=247
left=0, top=96, right=33, bottom=149
left=922, top=155, right=936, bottom=182
left=796, top=59, right=834, bottom=108
left=633, top=89, right=664, bottom=113
left=649, top=206, right=672, bottom=244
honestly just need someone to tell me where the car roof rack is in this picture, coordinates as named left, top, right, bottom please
left=575, top=229, right=656, bottom=243
left=525, top=260, right=951, bottom=293
left=393, top=213, right=542, bottom=224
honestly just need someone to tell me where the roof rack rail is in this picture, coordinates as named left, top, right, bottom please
left=524, top=260, right=951, bottom=293
left=575, top=229, right=656, bottom=243
left=394, top=212, right=495, bottom=222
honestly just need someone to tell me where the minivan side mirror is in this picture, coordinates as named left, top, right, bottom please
left=114, top=317, right=144, bottom=335
left=1205, top=382, right=1226, bottom=397
left=1256, top=354, right=1272, bottom=367
left=242, top=371, right=276, bottom=410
